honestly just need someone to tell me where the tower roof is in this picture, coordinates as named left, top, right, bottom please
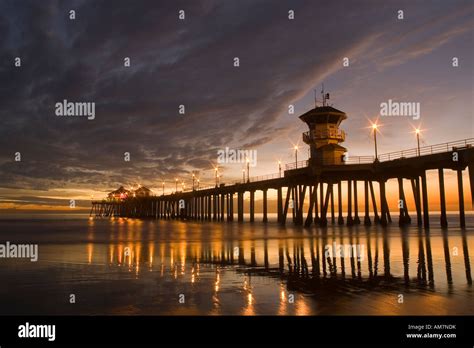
left=299, top=106, right=347, bottom=125
left=109, top=186, right=131, bottom=195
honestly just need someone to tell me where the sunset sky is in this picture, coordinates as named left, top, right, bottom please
left=0, top=0, right=472, bottom=212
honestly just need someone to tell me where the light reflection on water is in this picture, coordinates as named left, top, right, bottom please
left=0, top=215, right=472, bottom=315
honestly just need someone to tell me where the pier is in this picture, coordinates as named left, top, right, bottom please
left=91, top=137, right=473, bottom=229
left=91, top=104, right=473, bottom=229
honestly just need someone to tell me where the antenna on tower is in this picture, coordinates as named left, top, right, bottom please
left=321, top=83, right=330, bottom=107
left=313, top=89, right=318, bottom=108
left=321, top=83, right=325, bottom=107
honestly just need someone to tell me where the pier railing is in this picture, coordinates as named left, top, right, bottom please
left=377, top=138, right=474, bottom=162
left=284, top=156, right=376, bottom=169
left=180, top=173, right=284, bottom=192
left=303, top=129, right=346, bottom=143
left=247, top=172, right=281, bottom=183
left=285, top=160, right=309, bottom=170
left=283, top=138, right=474, bottom=169
left=344, top=155, right=375, bottom=164
left=230, top=173, right=283, bottom=185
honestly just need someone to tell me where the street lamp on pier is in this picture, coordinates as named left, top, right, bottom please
left=246, top=158, right=250, bottom=182
left=415, top=128, right=421, bottom=156
left=294, top=145, right=299, bottom=168
left=371, top=122, right=379, bottom=161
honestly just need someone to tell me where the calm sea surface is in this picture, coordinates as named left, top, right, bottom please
left=0, top=214, right=472, bottom=315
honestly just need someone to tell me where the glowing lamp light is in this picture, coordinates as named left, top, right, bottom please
left=370, top=121, right=380, bottom=160
left=414, top=127, right=422, bottom=156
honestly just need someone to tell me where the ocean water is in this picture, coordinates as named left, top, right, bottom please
left=0, top=214, right=472, bottom=315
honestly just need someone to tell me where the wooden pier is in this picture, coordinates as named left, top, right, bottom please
left=91, top=138, right=474, bottom=229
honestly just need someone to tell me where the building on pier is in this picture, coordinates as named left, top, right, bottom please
left=134, top=186, right=152, bottom=198
left=300, top=104, right=347, bottom=166
left=108, top=186, right=131, bottom=201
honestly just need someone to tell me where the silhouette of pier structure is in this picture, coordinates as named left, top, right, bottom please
left=91, top=104, right=474, bottom=229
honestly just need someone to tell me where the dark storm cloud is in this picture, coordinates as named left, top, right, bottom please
left=0, top=0, right=471, bottom=192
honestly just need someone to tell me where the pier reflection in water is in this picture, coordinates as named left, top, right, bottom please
left=0, top=215, right=472, bottom=315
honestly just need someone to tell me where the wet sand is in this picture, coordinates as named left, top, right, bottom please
left=0, top=214, right=472, bottom=315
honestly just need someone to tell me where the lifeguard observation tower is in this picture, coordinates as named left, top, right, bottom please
left=299, top=91, right=347, bottom=166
